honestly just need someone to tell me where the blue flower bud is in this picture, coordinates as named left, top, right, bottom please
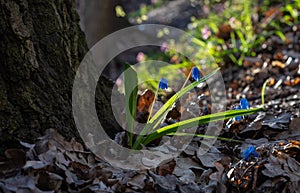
left=243, top=146, right=258, bottom=160
left=191, top=67, right=201, bottom=81
left=240, top=98, right=250, bottom=109
left=158, top=78, right=168, bottom=90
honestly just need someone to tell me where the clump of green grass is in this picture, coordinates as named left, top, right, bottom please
left=123, top=65, right=266, bottom=150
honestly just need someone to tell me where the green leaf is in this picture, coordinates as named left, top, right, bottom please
left=142, top=107, right=262, bottom=146
left=275, top=31, right=286, bottom=42
left=124, top=63, right=138, bottom=147
left=236, top=30, right=247, bottom=48
left=229, top=54, right=238, bottom=64
left=237, top=53, right=245, bottom=66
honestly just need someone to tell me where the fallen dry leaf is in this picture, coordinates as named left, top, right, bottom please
left=262, top=113, right=291, bottom=129
left=0, top=149, right=26, bottom=177
left=36, top=171, right=63, bottom=191
left=157, top=159, right=176, bottom=176
left=197, top=147, right=223, bottom=168
left=173, top=157, right=204, bottom=184
left=136, top=89, right=155, bottom=123
left=126, top=173, right=148, bottom=190
left=148, top=170, right=178, bottom=191
left=137, top=89, right=155, bottom=113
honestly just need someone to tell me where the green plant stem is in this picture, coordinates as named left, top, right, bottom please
left=180, top=69, right=192, bottom=90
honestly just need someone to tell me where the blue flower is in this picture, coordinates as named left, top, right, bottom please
left=233, top=98, right=250, bottom=122
left=234, top=105, right=242, bottom=122
left=158, top=78, right=168, bottom=90
left=243, top=146, right=258, bottom=160
left=191, top=67, right=201, bottom=81
left=240, top=98, right=250, bottom=109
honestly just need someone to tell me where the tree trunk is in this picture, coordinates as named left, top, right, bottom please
left=0, top=0, right=120, bottom=152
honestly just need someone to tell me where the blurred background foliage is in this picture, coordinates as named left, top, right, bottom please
left=117, top=0, right=300, bottom=87
left=77, top=0, right=300, bottom=90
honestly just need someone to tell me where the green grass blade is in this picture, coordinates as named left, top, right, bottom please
left=167, top=132, right=242, bottom=143
left=142, top=107, right=262, bottom=146
left=132, top=67, right=221, bottom=149
left=229, top=54, right=238, bottom=64
left=124, top=64, right=138, bottom=147
left=236, top=30, right=247, bottom=48
left=275, top=31, right=286, bottom=42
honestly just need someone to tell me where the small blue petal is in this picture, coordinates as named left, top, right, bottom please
left=240, top=98, right=250, bottom=109
left=234, top=116, right=241, bottom=122
left=253, top=151, right=259, bottom=157
left=234, top=105, right=242, bottom=122
left=243, top=146, right=258, bottom=160
left=235, top=105, right=242, bottom=110
left=158, top=78, right=168, bottom=90
left=191, top=67, right=201, bottom=81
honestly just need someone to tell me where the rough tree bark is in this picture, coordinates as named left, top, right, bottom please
left=0, top=0, right=121, bottom=152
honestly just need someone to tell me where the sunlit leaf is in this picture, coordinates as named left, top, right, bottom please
left=142, top=107, right=262, bottom=146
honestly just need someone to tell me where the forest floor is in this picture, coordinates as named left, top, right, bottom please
left=0, top=30, right=300, bottom=193
left=1, top=2, right=300, bottom=192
